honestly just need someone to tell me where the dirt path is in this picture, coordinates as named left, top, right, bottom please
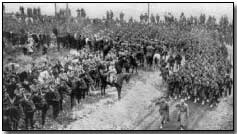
left=64, top=69, right=216, bottom=130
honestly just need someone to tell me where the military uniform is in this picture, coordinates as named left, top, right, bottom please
left=178, top=102, right=189, bottom=130
left=159, top=100, right=169, bottom=128
left=44, top=87, right=60, bottom=119
left=21, top=96, right=36, bottom=129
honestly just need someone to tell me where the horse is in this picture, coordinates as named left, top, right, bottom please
left=103, top=41, right=113, bottom=59
left=145, top=52, right=154, bottom=70
left=135, top=51, right=145, bottom=67
left=67, top=78, right=82, bottom=109
left=111, top=73, right=132, bottom=100
left=153, top=53, right=161, bottom=70
left=115, top=56, right=126, bottom=74
left=88, top=69, right=100, bottom=90
left=127, top=55, right=138, bottom=73
left=98, top=71, right=131, bottom=100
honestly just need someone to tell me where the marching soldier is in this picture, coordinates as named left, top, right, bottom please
left=21, top=92, right=36, bottom=130
left=156, top=98, right=169, bottom=129
left=177, top=99, right=189, bottom=130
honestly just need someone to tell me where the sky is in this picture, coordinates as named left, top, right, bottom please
left=4, top=3, right=233, bottom=22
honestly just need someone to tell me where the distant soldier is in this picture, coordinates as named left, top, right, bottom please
left=167, top=55, right=175, bottom=71
left=224, top=74, right=233, bottom=96
left=177, top=99, right=189, bottom=130
left=44, top=85, right=60, bottom=119
left=175, top=53, right=182, bottom=70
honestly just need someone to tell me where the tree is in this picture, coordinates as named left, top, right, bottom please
left=119, top=12, right=124, bottom=23
left=15, top=12, right=21, bottom=18
left=27, top=8, right=33, bottom=17
left=106, top=10, right=110, bottom=20
left=164, top=12, right=174, bottom=24
left=143, top=13, right=148, bottom=24
left=189, top=16, right=194, bottom=25
left=129, top=17, right=133, bottom=24
left=140, top=13, right=144, bottom=23
left=206, top=16, right=216, bottom=29
left=81, top=8, right=86, bottom=18
left=33, top=8, right=38, bottom=17
left=110, top=10, right=114, bottom=20
left=150, top=14, right=156, bottom=24
left=199, top=14, right=206, bottom=25
left=193, top=16, right=198, bottom=25
left=68, top=9, right=71, bottom=16
left=219, top=15, right=229, bottom=32
left=37, top=7, right=41, bottom=16
left=19, top=6, right=25, bottom=16
left=155, top=14, right=160, bottom=24
left=76, top=9, right=81, bottom=17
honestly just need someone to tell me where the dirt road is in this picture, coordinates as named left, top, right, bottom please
left=64, top=69, right=216, bottom=130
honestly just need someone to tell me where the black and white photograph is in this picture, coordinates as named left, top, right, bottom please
left=2, top=2, right=234, bottom=131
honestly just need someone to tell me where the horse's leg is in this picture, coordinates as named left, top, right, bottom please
left=117, top=86, right=122, bottom=100
left=131, top=66, right=134, bottom=73
left=103, top=86, right=106, bottom=96
left=103, top=83, right=106, bottom=96
left=101, top=85, right=103, bottom=96
left=70, top=93, right=74, bottom=109
left=82, top=89, right=86, bottom=99
left=59, top=98, right=63, bottom=111
left=77, top=92, right=81, bottom=104
left=86, top=87, right=89, bottom=95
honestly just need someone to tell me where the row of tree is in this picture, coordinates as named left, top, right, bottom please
left=4, top=5, right=231, bottom=29
left=76, top=8, right=86, bottom=18
left=3, top=4, right=232, bottom=45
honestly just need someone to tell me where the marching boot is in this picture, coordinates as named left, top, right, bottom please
left=160, top=125, right=163, bottom=129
